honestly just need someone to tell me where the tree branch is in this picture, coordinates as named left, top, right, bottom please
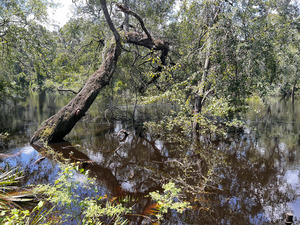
left=116, top=3, right=153, bottom=41
left=57, top=88, right=78, bottom=94
left=122, top=0, right=129, bottom=31
left=112, top=2, right=170, bottom=94
left=100, top=0, right=121, bottom=47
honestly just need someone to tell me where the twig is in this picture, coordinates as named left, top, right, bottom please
left=116, top=3, right=153, bottom=41
left=57, top=88, right=78, bottom=94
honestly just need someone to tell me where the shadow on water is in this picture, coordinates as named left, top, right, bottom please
left=0, top=93, right=299, bottom=224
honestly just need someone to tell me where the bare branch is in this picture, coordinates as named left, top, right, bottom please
left=57, top=88, right=78, bottom=94
left=100, top=0, right=121, bottom=46
left=116, top=3, right=153, bottom=41
left=123, top=0, right=129, bottom=31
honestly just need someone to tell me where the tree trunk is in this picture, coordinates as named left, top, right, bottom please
left=192, top=5, right=221, bottom=139
left=30, top=42, right=121, bottom=144
left=291, top=80, right=296, bottom=102
left=30, top=1, right=169, bottom=144
left=193, top=38, right=211, bottom=138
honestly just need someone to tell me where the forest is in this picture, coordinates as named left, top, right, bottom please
left=0, top=0, right=299, bottom=224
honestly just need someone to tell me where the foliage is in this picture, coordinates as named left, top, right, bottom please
left=149, top=182, right=191, bottom=221
left=1, top=0, right=298, bottom=102
left=0, top=132, right=10, bottom=148
left=0, top=162, right=189, bottom=224
left=44, top=18, right=106, bottom=92
left=0, top=166, right=56, bottom=225
left=0, top=201, right=55, bottom=225
left=0, top=166, right=32, bottom=209
left=1, top=0, right=299, bottom=223
left=0, top=0, right=55, bottom=100
left=34, top=163, right=191, bottom=224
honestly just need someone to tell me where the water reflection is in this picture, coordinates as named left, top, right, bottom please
left=0, top=94, right=299, bottom=224
left=0, top=92, right=72, bottom=149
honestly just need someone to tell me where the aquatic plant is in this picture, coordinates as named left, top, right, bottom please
left=149, top=182, right=191, bottom=221
left=35, top=163, right=191, bottom=224
left=0, top=166, right=33, bottom=209
left=0, top=166, right=57, bottom=224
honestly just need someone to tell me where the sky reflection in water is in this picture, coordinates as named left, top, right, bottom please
left=0, top=93, right=299, bottom=224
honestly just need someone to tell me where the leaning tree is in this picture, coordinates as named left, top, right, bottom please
left=31, top=0, right=299, bottom=144
left=30, top=0, right=170, bottom=144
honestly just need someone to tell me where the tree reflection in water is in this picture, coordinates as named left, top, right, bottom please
left=0, top=94, right=299, bottom=224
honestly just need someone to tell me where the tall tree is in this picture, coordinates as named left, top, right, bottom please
left=0, top=0, right=55, bottom=99
left=30, top=0, right=171, bottom=144
left=31, top=0, right=299, bottom=144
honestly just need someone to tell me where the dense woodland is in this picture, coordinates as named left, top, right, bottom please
left=1, top=0, right=299, bottom=104
left=0, top=0, right=298, bottom=141
left=0, top=0, right=299, bottom=224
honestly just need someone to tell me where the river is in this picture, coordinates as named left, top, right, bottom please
left=0, top=93, right=299, bottom=224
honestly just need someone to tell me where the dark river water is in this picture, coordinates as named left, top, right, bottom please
left=0, top=93, right=299, bottom=224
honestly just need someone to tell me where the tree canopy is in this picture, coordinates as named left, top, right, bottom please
left=0, top=0, right=55, bottom=99
left=0, top=0, right=299, bottom=224
left=0, top=0, right=298, bottom=139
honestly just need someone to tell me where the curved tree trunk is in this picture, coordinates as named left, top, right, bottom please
left=30, top=1, right=169, bottom=144
left=30, top=42, right=121, bottom=144
left=30, top=0, right=123, bottom=144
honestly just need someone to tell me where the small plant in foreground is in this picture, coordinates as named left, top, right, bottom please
left=149, top=182, right=191, bottom=221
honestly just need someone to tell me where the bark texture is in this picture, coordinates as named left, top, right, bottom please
left=116, top=3, right=169, bottom=93
left=30, top=1, right=169, bottom=144
left=193, top=5, right=222, bottom=138
left=30, top=42, right=121, bottom=144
